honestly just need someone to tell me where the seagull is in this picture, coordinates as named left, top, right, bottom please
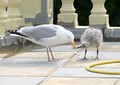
left=7, top=24, right=76, bottom=61
left=77, top=27, right=103, bottom=60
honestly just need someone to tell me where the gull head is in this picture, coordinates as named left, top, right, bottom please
left=65, top=30, right=76, bottom=49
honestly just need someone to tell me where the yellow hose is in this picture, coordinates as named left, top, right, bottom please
left=86, top=60, right=120, bottom=75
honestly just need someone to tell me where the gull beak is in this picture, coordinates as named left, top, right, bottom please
left=69, top=41, right=76, bottom=49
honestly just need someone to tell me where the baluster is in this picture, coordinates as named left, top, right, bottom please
left=89, top=0, right=109, bottom=28
left=48, top=0, right=53, bottom=24
left=0, top=0, right=8, bottom=35
left=7, top=0, right=24, bottom=29
left=58, top=0, right=78, bottom=28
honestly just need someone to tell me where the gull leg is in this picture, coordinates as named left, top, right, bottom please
left=46, top=48, right=51, bottom=61
left=97, top=48, right=99, bottom=59
left=95, top=48, right=100, bottom=60
left=92, top=48, right=100, bottom=60
left=49, top=47, right=59, bottom=62
left=49, top=47, right=54, bottom=60
left=81, top=49, right=88, bottom=60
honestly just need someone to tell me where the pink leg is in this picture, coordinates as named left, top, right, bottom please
left=49, top=47, right=55, bottom=60
left=49, top=47, right=59, bottom=62
left=46, top=48, right=51, bottom=61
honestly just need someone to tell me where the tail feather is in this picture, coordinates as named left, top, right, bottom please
left=7, top=30, right=28, bottom=37
left=77, top=43, right=86, bottom=49
left=76, top=45, right=83, bottom=48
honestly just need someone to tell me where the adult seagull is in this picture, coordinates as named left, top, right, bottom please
left=7, top=24, right=76, bottom=61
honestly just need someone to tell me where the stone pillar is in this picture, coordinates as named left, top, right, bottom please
left=20, top=0, right=41, bottom=18
left=89, top=0, right=109, bottom=28
left=0, top=0, right=8, bottom=35
left=7, top=0, right=24, bottom=29
left=58, top=0, right=78, bottom=28
left=47, top=0, right=53, bottom=24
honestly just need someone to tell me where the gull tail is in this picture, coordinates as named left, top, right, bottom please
left=76, top=45, right=83, bottom=49
left=76, top=43, right=86, bottom=49
left=76, top=43, right=86, bottom=53
left=6, top=30, right=28, bottom=38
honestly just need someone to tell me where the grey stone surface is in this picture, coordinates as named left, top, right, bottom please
left=0, top=77, right=45, bottom=85
left=0, top=42, right=120, bottom=85
left=0, top=59, right=67, bottom=67
left=105, top=29, right=120, bottom=38
left=52, top=68, right=120, bottom=78
left=20, top=44, right=78, bottom=52
left=42, top=77, right=118, bottom=85
left=76, top=51, right=120, bottom=60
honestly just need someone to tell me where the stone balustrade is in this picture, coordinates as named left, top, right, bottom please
left=89, top=0, right=109, bottom=28
left=58, top=0, right=78, bottom=28
left=7, top=0, right=24, bottom=29
left=0, top=0, right=8, bottom=35
left=0, top=0, right=117, bottom=36
left=0, top=0, right=24, bottom=35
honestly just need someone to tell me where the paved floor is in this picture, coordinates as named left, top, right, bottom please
left=0, top=42, right=120, bottom=85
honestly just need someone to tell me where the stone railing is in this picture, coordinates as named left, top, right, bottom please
left=57, top=0, right=109, bottom=28
left=0, top=0, right=44, bottom=35
left=0, top=0, right=116, bottom=36
left=0, top=0, right=24, bottom=35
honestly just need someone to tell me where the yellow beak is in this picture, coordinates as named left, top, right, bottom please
left=69, top=41, right=76, bottom=49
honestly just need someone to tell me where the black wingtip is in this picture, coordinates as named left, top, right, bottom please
left=6, top=29, right=28, bottom=37
left=6, top=29, right=18, bottom=33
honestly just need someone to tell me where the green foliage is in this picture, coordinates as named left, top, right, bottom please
left=73, top=0, right=93, bottom=26
left=53, top=0, right=120, bottom=26
left=53, top=0, right=62, bottom=24
left=105, top=0, right=120, bottom=26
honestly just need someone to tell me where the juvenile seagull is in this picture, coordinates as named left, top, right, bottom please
left=77, top=27, right=103, bottom=60
left=7, top=24, right=76, bottom=61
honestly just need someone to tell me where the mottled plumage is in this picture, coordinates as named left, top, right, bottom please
left=77, top=27, right=103, bottom=60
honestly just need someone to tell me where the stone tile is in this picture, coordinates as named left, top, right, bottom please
left=41, top=77, right=118, bottom=85
left=64, top=51, right=120, bottom=68
left=0, top=67, right=54, bottom=77
left=21, top=44, right=76, bottom=52
left=0, top=59, right=67, bottom=67
left=100, top=43, right=120, bottom=52
left=75, top=51, right=120, bottom=60
left=76, top=42, right=120, bottom=52
left=10, top=52, right=75, bottom=59
left=0, top=77, right=45, bottom=85
left=64, top=52, right=120, bottom=68
left=0, top=59, right=67, bottom=77
left=52, top=68, right=120, bottom=78
left=116, top=80, right=120, bottom=85
left=64, top=59, right=98, bottom=68
left=64, top=59, right=120, bottom=68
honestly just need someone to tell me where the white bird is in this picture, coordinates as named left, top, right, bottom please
left=7, top=24, right=76, bottom=61
left=77, top=27, right=103, bottom=60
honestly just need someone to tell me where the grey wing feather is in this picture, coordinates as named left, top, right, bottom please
left=18, top=25, right=57, bottom=41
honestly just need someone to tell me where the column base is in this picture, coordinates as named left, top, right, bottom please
left=58, top=13, right=78, bottom=28
left=89, top=14, right=109, bottom=27
left=6, top=18, right=25, bottom=29
left=0, top=25, right=6, bottom=35
left=0, top=20, right=9, bottom=35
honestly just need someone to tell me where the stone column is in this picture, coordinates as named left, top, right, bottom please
left=7, top=0, right=24, bottom=29
left=0, top=0, right=8, bottom=35
left=47, top=0, right=53, bottom=24
left=19, top=0, right=41, bottom=26
left=89, top=0, right=109, bottom=28
left=58, top=0, right=78, bottom=28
